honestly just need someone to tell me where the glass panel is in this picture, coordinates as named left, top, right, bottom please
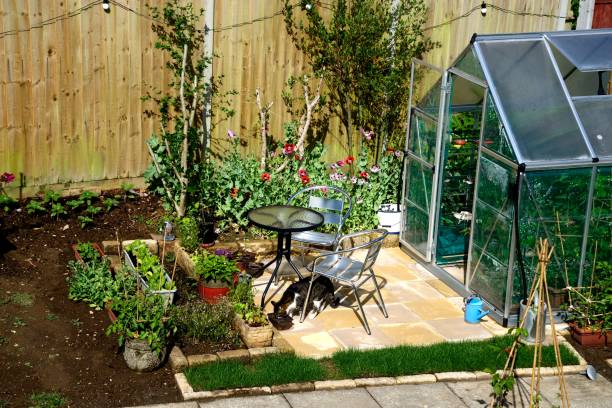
left=408, top=114, right=437, bottom=164
left=573, top=96, right=612, bottom=159
left=481, top=92, right=516, bottom=160
left=472, top=201, right=512, bottom=265
left=517, top=169, right=591, bottom=294
left=455, top=46, right=485, bottom=81
left=406, top=160, right=432, bottom=211
left=469, top=245, right=508, bottom=310
left=436, top=74, right=483, bottom=266
left=412, top=63, right=443, bottom=117
left=584, top=166, right=612, bottom=285
left=403, top=203, right=430, bottom=255
left=547, top=32, right=612, bottom=72
left=477, top=154, right=514, bottom=217
left=477, top=40, right=591, bottom=162
left=551, top=45, right=610, bottom=97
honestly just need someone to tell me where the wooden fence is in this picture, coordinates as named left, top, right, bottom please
left=0, top=0, right=569, bottom=197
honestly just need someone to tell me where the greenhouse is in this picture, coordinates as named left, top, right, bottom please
left=401, top=29, right=612, bottom=326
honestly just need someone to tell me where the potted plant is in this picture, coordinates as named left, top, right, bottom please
left=230, top=277, right=272, bottom=348
left=377, top=203, right=402, bottom=234
left=124, top=240, right=176, bottom=306
left=106, top=291, right=175, bottom=372
left=564, top=262, right=612, bottom=346
left=193, top=251, right=239, bottom=303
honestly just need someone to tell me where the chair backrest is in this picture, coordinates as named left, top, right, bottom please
left=337, top=229, right=387, bottom=281
left=288, top=185, right=352, bottom=237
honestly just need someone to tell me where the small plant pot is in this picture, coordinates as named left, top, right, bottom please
left=570, top=324, right=607, bottom=347
left=246, top=262, right=264, bottom=278
left=197, top=281, right=230, bottom=304
left=123, top=338, right=167, bottom=372
left=123, top=249, right=176, bottom=307
left=547, top=287, right=568, bottom=309
left=377, top=204, right=402, bottom=234
left=71, top=243, right=105, bottom=265
left=233, top=315, right=273, bottom=348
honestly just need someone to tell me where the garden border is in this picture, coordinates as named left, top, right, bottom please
left=172, top=333, right=588, bottom=401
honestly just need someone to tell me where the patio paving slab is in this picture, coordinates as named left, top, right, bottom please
left=425, top=278, right=458, bottom=297
left=329, top=326, right=396, bottom=350
left=404, top=298, right=464, bottom=320
left=280, top=330, right=342, bottom=358
left=198, top=395, right=291, bottom=408
left=366, top=383, right=466, bottom=408
left=378, top=322, right=445, bottom=345
left=283, top=388, right=380, bottom=408
left=426, top=317, right=493, bottom=341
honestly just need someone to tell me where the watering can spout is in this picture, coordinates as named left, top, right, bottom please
left=477, top=310, right=491, bottom=320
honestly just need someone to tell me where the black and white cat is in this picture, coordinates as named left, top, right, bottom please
left=272, top=276, right=338, bottom=320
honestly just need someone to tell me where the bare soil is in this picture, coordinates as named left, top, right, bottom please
left=0, top=193, right=181, bottom=407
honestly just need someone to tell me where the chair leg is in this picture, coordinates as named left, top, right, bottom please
left=352, top=283, right=371, bottom=335
left=300, top=274, right=316, bottom=323
left=370, top=269, right=388, bottom=318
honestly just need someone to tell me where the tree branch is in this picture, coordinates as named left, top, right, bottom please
left=147, top=143, right=181, bottom=215
left=256, top=88, right=273, bottom=170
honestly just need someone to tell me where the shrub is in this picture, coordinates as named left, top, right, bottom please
left=169, top=299, right=240, bottom=346
left=177, top=216, right=200, bottom=253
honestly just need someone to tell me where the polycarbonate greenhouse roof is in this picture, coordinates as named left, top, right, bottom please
left=461, top=29, right=612, bottom=167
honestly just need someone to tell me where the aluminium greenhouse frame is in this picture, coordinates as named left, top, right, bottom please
left=401, top=29, right=612, bottom=326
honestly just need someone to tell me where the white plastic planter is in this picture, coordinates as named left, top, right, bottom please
left=377, top=204, right=402, bottom=234
left=123, top=249, right=176, bottom=307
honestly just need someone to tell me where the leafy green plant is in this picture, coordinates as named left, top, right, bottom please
left=102, top=197, right=120, bottom=212
left=86, top=204, right=102, bottom=216
left=43, top=189, right=61, bottom=204
left=0, top=194, right=16, bottom=212
left=79, top=190, right=98, bottom=205
left=67, top=258, right=116, bottom=310
left=177, top=216, right=200, bottom=252
left=26, top=200, right=46, bottom=214
left=50, top=203, right=66, bottom=219
left=106, top=291, right=175, bottom=355
left=193, top=252, right=238, bottom=286
left=78, top=215, right=93, bottom=229
left=283, top=0, right=432, bottom=155
left=143, top=0, right=235, bottom=217
left=29, top=392, right=68, bottom=408
left=46, top=312, right=58, bottom=321
left=231, top=278, right=268, bottom=327
left=169, top=299, right=240, bottom=346
left=75, top=242, right=101, bottom=264
left=66, top=198, right=84, bottom=210
left=125, top=240, right=175, bottom=291
left=12, top=317, right=26, bottom=327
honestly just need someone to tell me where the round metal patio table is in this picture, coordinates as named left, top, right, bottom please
left=247, top=205, right=324, bottom=308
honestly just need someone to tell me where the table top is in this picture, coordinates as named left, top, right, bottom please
left=247, top=205, right=324, bottom=233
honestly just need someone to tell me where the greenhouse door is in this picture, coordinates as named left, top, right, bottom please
left=401, top=61, right=446, bottom=261
left=433, top=70, right=487, bottom=282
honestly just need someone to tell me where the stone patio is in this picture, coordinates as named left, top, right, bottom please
left=253, top=247, right=506, bottom=358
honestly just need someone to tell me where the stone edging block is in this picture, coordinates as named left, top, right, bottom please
left=314, top=379, right=357, bottom=390
left=434, top=371, right=477, bottom=382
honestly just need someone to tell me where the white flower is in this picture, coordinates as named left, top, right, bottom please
left=370, top=165, right=380, bottom=173
left=351, top=176, right=357, bottom=184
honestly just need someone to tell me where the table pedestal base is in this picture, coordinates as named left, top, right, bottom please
left=260, top=231, right=303, bottom=308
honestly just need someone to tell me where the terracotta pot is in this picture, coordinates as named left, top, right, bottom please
left=197, top=281, right=230, bottom=304
left=570, top=323, right=607, bottom=347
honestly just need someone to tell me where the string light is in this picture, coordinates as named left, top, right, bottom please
left=102, top=0, right=110, bottom=13
left=480, top=2, right=487, bottom=17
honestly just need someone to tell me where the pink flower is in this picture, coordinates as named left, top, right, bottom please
left=360, top=128, right=374, bottom=141
left=298, top=168, right=308, bottom=178
left=336, top=160, right=345, bottom=167
left=227, top=129, right=236, bottom=139
left=283, top=143, right=295, bottom=155
left=0, top=172, right=15, bottom=183
left=261, top=172, right=271, bottom=182
left=394, top=150, right=402, bottom=157
left=330, top=163, right=339, bottom=170
left=370, top=165, right=380, bottom=173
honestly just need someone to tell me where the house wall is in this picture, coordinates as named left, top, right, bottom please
left=0, top=0, right=570, bottom=197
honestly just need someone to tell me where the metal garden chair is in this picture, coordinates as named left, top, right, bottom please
left=299, top=229, right=388, bottom=335
left=287, top=185, right=352, bottom=251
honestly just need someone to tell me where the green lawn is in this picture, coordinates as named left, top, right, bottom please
left=184, top=335, right=579, bottom=391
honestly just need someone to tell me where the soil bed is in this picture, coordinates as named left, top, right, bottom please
left=0, top=192, right=181, bottom=407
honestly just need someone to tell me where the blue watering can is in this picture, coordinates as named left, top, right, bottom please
left=463, top=295, right=491, bottom=324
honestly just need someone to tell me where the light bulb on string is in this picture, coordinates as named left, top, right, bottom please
left=102, top=0, right=111, bottom=13
left=480, top=2, right=487, bottom=16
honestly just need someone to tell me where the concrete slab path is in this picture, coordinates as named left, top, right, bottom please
left=128, top=374, right=612, bottom=408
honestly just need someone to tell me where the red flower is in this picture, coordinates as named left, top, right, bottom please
left=484, top=139, right=494, bottom=145
left=261, top=172, right=271, bottom=182
left=386, top=147, right=395, bottom=153
left=359, top=171, right=369, bottom=179
left=345, top=156, right=355, bottom=165
left=300, top=175, right=310, bottom=185
left=298, top=168, right=308, bottom=177
left=454, top=139, right=467, bottom=146
left=294, top=155, right=302, bottom=161
left=283, top=143, right=295, bottom=155
left=230, top=187, right=239, bottom=198
left=0, top=172, right=15, bottom=183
